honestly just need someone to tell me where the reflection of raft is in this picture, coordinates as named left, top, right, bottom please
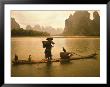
left=12, top=53, right=97, bottom=65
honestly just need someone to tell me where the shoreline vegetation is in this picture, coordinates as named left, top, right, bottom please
left=11, top=29, right=50, bottom=37
left=11, top=29, right=100, bottom=38
left=11, top=35, right=100, bottom=38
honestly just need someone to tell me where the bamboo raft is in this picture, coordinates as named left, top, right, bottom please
left=12, top=53, right=97, bottom=65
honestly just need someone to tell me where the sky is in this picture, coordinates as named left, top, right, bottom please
left=11, top=11, right=99, bottom=29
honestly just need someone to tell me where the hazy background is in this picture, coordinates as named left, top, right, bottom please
left=11, top=11, right=100, bottom=29
left=11, top=10, right=100, bottom=36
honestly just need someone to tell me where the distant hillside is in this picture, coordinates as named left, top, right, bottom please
left=63, top=11, right=100, bottom=36
left=25, top=25, right=63, bottom=35
left=11, top=18, right=20, bottom=29
left=11, top=18, right=50, bottom=36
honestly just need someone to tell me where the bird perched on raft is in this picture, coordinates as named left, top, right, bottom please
left=62, top=47, right=66, bottom=52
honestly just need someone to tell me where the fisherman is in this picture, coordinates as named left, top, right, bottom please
left=42, top=37, right=55, bottom=60
left=60, top=47, right=73, bottom=59
left=14, top=54, right=18, bottom=63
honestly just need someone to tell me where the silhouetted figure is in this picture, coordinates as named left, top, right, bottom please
left=28, top=55, right=31, bottom=62
left=42, top=37, right=55, bottom=60
left=63, top=47, right=66, bottom=52
left=14, top=54, right=18, bottom=63
left=60, top=47, right=73, bottom=63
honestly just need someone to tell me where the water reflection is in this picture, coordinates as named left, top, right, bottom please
left=45, top=62, right=52, bottom=76
left=64, top=38, right=100, bottom=56
left=46, top=61, right=52, bottom=68
left=65, top=38, right=89, bottom=53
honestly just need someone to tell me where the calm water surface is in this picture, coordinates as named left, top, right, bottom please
left=11, top=37, right=100, bottom=77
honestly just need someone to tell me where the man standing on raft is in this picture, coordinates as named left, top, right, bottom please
left=42, top=37, right=55, bottom=60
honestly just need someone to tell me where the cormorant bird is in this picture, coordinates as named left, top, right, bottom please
left=62, top=47, right=66, bottom=52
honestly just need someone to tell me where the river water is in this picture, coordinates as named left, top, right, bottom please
left=11, top=37, right=100, bottom=77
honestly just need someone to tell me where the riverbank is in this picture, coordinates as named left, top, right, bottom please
left=11, top=36, right=100, bottom=38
